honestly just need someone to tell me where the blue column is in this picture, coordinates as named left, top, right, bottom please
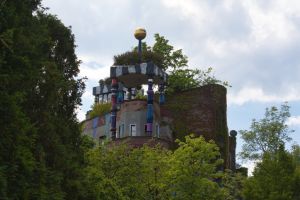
left=138, top=39, right=142, bottom=63
left=146, top=78, right=154, bottom=136
left=117, top=89, right=124, bottom=104
left=110, top=78, right=118, bottom=140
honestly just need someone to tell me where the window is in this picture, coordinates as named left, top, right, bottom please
left=117, top=125, right=121, bottom=138
left=130, top=124, right=136, bottom=136
left=121, top=124, right=124, bottom=137
left=156, top=124, right=160, bottom=138
left=118, top=124, right=125, bottom=138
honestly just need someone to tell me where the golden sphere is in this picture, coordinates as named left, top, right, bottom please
left=134, top=27, right=146, bottom=40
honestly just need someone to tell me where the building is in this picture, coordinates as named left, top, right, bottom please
left=81, top=29, right=237, bottom=170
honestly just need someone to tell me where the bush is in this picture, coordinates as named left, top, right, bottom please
left=114, top=51, right=163, bottom=68
left=89, top=102, right=112, bottom=118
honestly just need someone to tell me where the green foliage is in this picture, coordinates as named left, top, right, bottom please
left=114, top=33, right=229, bottom=93
left=135, top=90, right=147, bottom=100
left=150, top=34, right=230, bottom=92
left=167, top=67, right=230, bottom=93
left=0, top=1, right=87, bottom=199
left=151, top=34, right=230, bottom=93
left=90, top=102, right=112, bottom=118
left=152, top=33, right=188, bottom=70
left=82, top=135, right=234, bottom=200
left=242, top=146, right=300, bottom=200
left=114, top=50, right=163, bottom=68
left=240, top=104, right=300, bottom=199
left=291, top=144, right=300, bottom=167
left=169, top=135, right=228, bottom=200
left=239, top=103, right=293, bottom=161
left=83, top=143, right=170, bottom=199
left=222, top=170, right=245, bottom=200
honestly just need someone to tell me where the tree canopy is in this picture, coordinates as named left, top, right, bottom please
left=243, top=145, right=300, bottom=200
left=82, top=135, right=235, bottom=200
left=240, top=103, right=300, bottom=200
left=240, top=103, right=293, bottom=161
left=0, top=1, right=86, bottom=199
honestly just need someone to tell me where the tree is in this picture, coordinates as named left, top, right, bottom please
left=242, top=145, right=300, bottom=200
left=167, top=135, right=229, bottom=200
left=119, top=33, right=229, bottom=93
left=291, top=144, right=300, bottom=167
left=240, top=104, right=300, bottom=199
left=222, top=170, right=245, bottom=200
left=82, top=135, right=232, bottom=199
left=0, top=1, right=86, bottom=199
left=154, top=34, right=230, bottom=93
left=152, top=33, right=188, bottom=70
left=239, top=103, right=293, bottom=160
left=83, top=143, right=171, bottom=200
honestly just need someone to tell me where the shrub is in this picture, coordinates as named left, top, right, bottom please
left=113, top=51, right=163, bottom=68
left=89, top=102, right=112, bottom=118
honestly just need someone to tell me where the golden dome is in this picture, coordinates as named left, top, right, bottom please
left=134, top=27, right=146, bottom=40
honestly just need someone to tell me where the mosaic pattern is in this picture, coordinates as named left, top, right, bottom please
left=110, top=62, right=168, bottom=83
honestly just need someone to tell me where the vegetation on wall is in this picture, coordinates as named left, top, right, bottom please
left=164, top=85, right=228, bottom=157
left=89, top=102, right=112, bottom=119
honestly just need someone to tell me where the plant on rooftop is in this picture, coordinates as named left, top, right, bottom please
left=114, top=33, right=230, bottom=93
left=114, top=50, right=163, bottom=68
left=89, top=102, right=112, bottom=118
left=135, top=92, right=147, bottom=100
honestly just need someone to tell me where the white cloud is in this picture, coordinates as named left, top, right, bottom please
left=243, top=0, right=298, bottom=44
left=228, top=87, right=300, bottom=105
left=161, top=0, right=207, bottom=21
left=287, top=116, right=300, bottom=126
left=79, top=63, right=110, bottom=81
left=243, top=161, right=256, bottom=176
left=76, top=107, right=86, bottom=122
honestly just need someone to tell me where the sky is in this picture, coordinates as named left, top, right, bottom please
left=43, top=0, right=300, bottom=173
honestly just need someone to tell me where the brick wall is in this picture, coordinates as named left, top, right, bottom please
left=163, top=84, right=231, bottom=169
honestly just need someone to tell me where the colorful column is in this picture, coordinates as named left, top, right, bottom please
left=127, top=87, right=132, bottom=100
left=159, top=83, right=165, bottom=105
left=101, top=94, right=104, bottom=104
left=132, top=88, right=136, bottom=99
left=95, top=95, right=99, bottom=104
left=146, top=78, right=154, bottom=136
left=110, top=78, right=118, bottom=140
left=138, top=39, right=142, bottom=63
left=117, top=89, right=124, bottom=104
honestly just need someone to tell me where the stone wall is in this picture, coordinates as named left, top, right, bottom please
left=82, top=113, right=111, bottom=139
left=163, top=84, right=230, bottom=168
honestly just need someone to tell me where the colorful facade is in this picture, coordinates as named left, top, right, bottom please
left=81, top=30, right=237, bottom=170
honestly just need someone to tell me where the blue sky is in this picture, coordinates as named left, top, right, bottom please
left=43, top=0, right=300, bottom=173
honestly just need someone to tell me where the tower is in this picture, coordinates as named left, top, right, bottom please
left=82, top=29, right=236, bottom=170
